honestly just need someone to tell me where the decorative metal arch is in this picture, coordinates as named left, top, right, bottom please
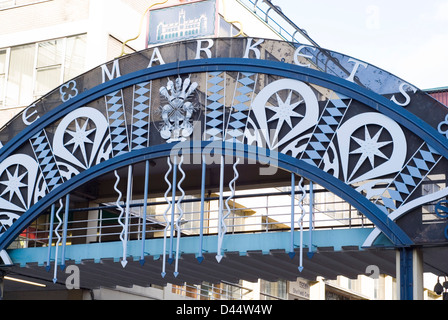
left=0, top=37, right=447, bottom=256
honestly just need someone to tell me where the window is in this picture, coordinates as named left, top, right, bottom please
left=260, top=279, right=287, bottom=300
left=6, top=44, right=35, bottom=106
left=0, top=0, right=15, bottom=9
left=0, top=49, right=7, bottom=105
left=34, top=39, right=64, bottom=98
left=1, top=34, right=86, bottom=108
left=0, top=0, right=52, bottom=10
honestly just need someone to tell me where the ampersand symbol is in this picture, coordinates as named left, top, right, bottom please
left=437, top=115, right=448, bottom=139
left=60, top=80, right=79, bottom=103
left=435, top=200, right=448, bottom=219
left=435, top=199, right=448, bottom=240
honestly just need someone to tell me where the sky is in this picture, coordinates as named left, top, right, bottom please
left=273, top=0, right=448, bottom=90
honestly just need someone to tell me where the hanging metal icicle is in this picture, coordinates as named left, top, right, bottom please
left=161, top=157, right=173, bottom=278
left=297, top=177, right=307, bottom=272
left=216, top=157, right=240, bottom=263
left=52, top=199, right=64, bottom=283
left=174, top=156, right=186, bottom=277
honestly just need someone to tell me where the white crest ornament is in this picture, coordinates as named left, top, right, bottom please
left=159, top=76, right=198, bottom=142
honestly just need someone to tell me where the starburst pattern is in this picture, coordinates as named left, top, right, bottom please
left=349, top=126, right=392, bottom=180
left=0, top=165, right=27, bottom=208
left=64, top=118, right=96, bottom=166
left=266, top=90, right=304, bottom=129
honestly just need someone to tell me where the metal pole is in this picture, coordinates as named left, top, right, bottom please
left=140, top=160, right=150, bottom=266
left=198, top=154, right=206, bottom=263
left=216, top=155, right=225, bottom=262
left=121, top=165, right=133, bottom=268
left=289, top=173, right=295, bottom=259
left=60, top=194, right=70, bottom=271
left=46, top=204, right=56, bottom=271
left=308, top=181, right=314, bottom=258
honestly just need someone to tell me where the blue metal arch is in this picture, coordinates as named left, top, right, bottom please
left=1, top=57, right=444, bottom=250
left=0, top=142, right=413, bottom=251
left=1, top=58, right=447, bottom=162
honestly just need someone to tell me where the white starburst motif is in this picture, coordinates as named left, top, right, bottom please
left=266, top=91, right=304, bottom=129
left=349, top=126, right=392, bottom=180
left=64, top=118, right=96, bottom=166
left=0, top=165, right=27, bottom=208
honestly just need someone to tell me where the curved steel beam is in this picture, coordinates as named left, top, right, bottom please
left=1, top=58, right=446, bottom=163
left=0, top=142, right=413, bottom=251
left=1, top=57, right=442, bottom=250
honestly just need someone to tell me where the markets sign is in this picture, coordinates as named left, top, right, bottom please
left=148, top=0, right=217, bottom=44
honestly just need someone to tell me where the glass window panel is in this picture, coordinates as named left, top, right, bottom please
left=35, top=66, right=61, bottom=98
left=6, top=44, right=35, bottom=106
left=0, top=49, right=6, bottom=74
left=0, top=0, right=15, bottom=9
left=64, top=35, right=86, bottom=81
left=0, top=76, right=4, bottom=105
left=37, top=39, right=63, bottom=69
left=0, top=50, right=6, bottom=106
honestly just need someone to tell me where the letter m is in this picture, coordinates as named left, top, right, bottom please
left=101, top=59, right=121, bottom=83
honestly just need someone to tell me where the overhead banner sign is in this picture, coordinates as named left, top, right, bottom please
left=148, top=0, right=217, bottom=45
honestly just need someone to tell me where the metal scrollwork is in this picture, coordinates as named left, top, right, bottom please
left=159, top=76, right=198, bottom=143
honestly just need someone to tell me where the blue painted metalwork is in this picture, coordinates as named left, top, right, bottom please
left=225, top=72, right=257, bottom=142
left=5, top=55, right=448, bottom=256
left=289, top=173, right=295, bottom=259
left=140, top=160, right=150, bottom=266
left=2, top=58, right=448, bottom=165
left=377, top=143, right=442, bottom=212
left=205, top=71, right=225, bottom=141
left=60, top=194, right=70, bottom=271
left=0, top=142, right=414, bottom=251
left=197, top=155, right=206, bottom=264
left=308, top=181, right=315, bottom=259
left=399, top=247, right=414, bottom=300
left=435, top=200, right=448, bottom=241
left=45, top=204, right=55, bottom=272
left=29, top=130, right=64, bottom=193
left=8, top=228, right=385, bottom=267
left=301, top=95, right=351, bottom=166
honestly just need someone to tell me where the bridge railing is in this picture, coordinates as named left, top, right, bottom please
left=10, top=184, right=371, bottom=249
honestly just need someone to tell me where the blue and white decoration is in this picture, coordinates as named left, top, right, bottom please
left=0, top=38, right=448, bottom=281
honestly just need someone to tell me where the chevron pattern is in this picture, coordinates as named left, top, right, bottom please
left=378, top=143, right=442, bottom=211
left=29, top=130, right=64, bottom=192
left=131, top=82, right=151, bottom=150
left=205, top=72, right=225, bottom=141
left=225, top=72, right=257, bottom=143
left=301, top=95, right=351, bottom=167
left=105, top=90, right=129, bottom=157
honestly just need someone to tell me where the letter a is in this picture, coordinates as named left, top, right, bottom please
left=148, top=48, right=166, bottom=67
